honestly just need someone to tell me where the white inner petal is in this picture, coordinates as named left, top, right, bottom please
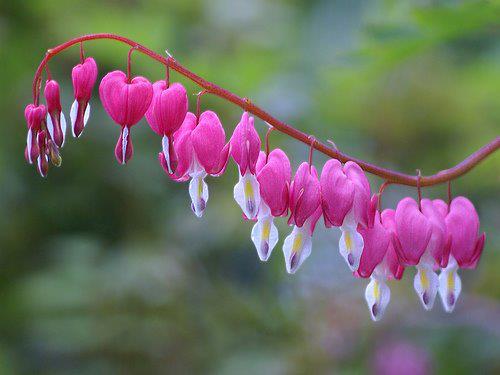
left=188, top=174, right=208, bottom=218
left=60, top=111, right=67, bottom=147
left=414, top=260, right=439, bottom=311
left=251, top=206, right=278, bottom=262
left=438, top=256, right=461, bottom=313
left=162, top=135, right=173, bottom=174
left=70, top=100, right=78, bottom=137
left=83, top=102, right=90, bottom=126
left=26, top=128, right=33, bottom=164
left=282, top=225, right=312, bottom=274
left=46, top=112, right=55, bottom=142
left=233, top=171, right=260, bottom=219
left=365, top=276, right=391, bottom=322
left=121, top=126, right=129, bottom=165
left=338, top=224, right=364, bottom=272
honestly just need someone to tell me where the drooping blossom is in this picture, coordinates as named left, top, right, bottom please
left=145, top=81, right=188, bottom=173
left=394, top=197, right=437, bottom=309
left=99, top=70, right=153, bottom=164
left=357, top=208, right=404, bottom=321
left=408, top=198, right=451, bottom=310
left=283, top=162, right=322, bottom=274
left=435, top=197, right=485, bottom=312
left=70, top=57, right=98, bottom=137
left=230, top=112, right=262, bottom=219
left=44, top=80, right=66, bottom=147
left=159, top=111, right=230, bottom=217
left=24, top=104, right=46, bottom=165
left=250, top=149, right=291, bottom=261
left=320, top=159, right=371, bottom=271
left=35, top=130, right=50, bottom=177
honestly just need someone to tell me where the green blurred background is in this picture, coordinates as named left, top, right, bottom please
left=0, top=0, right=499, bottom=374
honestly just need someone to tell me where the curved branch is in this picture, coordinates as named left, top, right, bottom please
left=31, top=33, right=499, bottom=187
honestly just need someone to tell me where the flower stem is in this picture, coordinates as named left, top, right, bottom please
left=31, top=33, right=500, bottom=187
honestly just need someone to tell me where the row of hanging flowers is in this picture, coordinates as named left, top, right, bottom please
left=24, top=44, right=486, bottom=321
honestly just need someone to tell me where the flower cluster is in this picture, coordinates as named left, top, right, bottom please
left=24, top=52, right=486, bottom=322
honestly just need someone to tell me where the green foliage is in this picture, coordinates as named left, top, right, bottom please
left=0, top=0, right=498, bottom=373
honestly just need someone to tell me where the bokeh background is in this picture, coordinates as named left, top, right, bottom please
left=0, top=0, right=499, bottom=374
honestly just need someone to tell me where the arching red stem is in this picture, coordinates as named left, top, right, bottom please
left=31, top=33, right=499, bottom=187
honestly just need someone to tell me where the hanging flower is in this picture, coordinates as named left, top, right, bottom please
left=408, top=198, right=451, bottom=310
left=44, top=80, right=66, bottom=148
left=250, top=149, right=291, bottom=261
left=35, top=130, right=49, bottom=177
left=435, top=197, right=486, bottom=312
left=159, top=111, right=230, bottom=217
left=357, top=208, right=405, bottom=321
left=283, top=162, right=322, bottom=274
left=394, top=197, right=438, bottom=309
left=356, top=210, right=392, bottom=321
left=99, top=70, right=153, bottom=164
left=70, top=57, right=98, bottom=138
left=320, top=159, right=371, bottom=271
left=145, top=81, right=188, bottom=174
left=24, top=104, right=46, bottom=165
left=230, top=112, right=262, bottom=219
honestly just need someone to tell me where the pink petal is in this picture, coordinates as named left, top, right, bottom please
left=289, top=163, right=321, bottom=228
left=358, top=212, right=390, bottom=278
left=344, top=161, right=371, bottom=226
left=395, top=197, right=432, bottom=266
left=255, top=151, right=267, bottom=174
left=381, top=209, right=405, bottom=280
left=191, top=111, right=226, bottom=174
left=99, top=71, right=153, bottom=127
left=146, top=81, right=188, bottom=136
left=257, top=149, right=291, bottom=217
left=114, top=126, right=133, bottom=164
left=145, top=80, right=165, bottom=135
left=446, top=197, right=484, bottom=268
left=171, top=112, right=197, bottom=178
left=230, top=112, right=261, bottom=175
left=421, top=198, right=448, bottom=268
left=320, top=159, right=355, bottom=227
left=72, top=57, right=98, bottom=101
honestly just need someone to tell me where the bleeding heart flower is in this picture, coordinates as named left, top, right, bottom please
left=320, top=159, right=371, bottom=272
left=404, top=198, right=452, bottom=310
left=436, top=197, right=485, bottom=312
left=394, top=198, right=432, bottom=266
left=394, top=197, right=436, bottom=310
left=70, top=57, right=98, bottom=138
left=36, top=130, right=49, bottom=177
left=145, top=81, right=188, bottom=174
left=159, top=111, right=230, bottom=217
left=356, top=208, right=406, bottom=322
left=24, top=104, right=47, bottom=165
left=283, top=162, right=322, bottom=274
left=230, top=112, right=262, bottom=219
left=99, top=70, right=153, bottom=164
left=44, top=80, right=66, bottom=148
left=356, top=210, right=392, bottom=321
left=250, top=149, right=291, bottom=261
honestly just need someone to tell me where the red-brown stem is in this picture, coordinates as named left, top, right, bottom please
left=416, top=169, right=422, bottom=210
left=265, top=126, right=274, bottom=162
left=196, top=90, right=207, bottom=121
left=45, top=63, right=52, bottom=81
left=32, top=33, right=499, bottom=187
left=165, top=64, right=170, bottom=88
left=126, top=46, right=136, bottom=82
left=308, top=136, right=315, bottom=171
left=79, top=42, right=84, bottom=63
left=377, top=181, right=392, bottom=211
